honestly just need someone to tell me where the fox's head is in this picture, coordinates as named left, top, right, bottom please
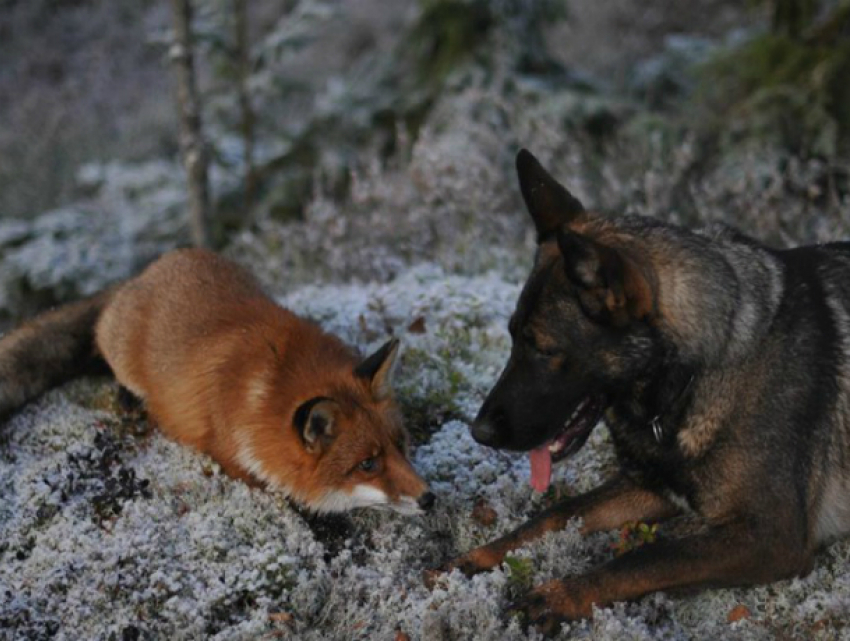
left=238, top=337, right=434, bottom=515
left=471, top=150, right=663, bottom=492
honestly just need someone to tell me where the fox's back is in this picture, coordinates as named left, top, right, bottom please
left=95, top=249, right=284, bottom=396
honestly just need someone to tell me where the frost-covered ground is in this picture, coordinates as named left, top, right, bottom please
left=2, top=264, right=850, bottom=641
left=2, top=1, right=850, bottom=638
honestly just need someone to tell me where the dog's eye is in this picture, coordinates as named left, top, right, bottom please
left=359, top=457, right=377, bottom=472
left=520, top=327, right=559, bottom=357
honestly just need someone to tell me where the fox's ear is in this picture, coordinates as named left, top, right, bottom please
left=354, top=338, right=399, bottom=400
left=294, top=397, right=337, bottom=452
left=516, top=148, right=586, bottom=241
left=557, top=228, right=654, bottom=326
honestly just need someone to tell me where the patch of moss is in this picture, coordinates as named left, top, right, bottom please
left=696, top=18, right=850, bottom=157
left=503, top=555, right=534, bottom=593
left=409, top=0, right=494, bottom=87
left=611, top=521, right=660, bottom=557
left=396, top=345, right=467, bottom=444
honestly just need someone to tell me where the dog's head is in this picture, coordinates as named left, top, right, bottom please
left=472, top=150, right=663, bottom=489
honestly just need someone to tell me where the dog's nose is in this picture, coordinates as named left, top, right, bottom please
left=418, top=491, right=436, bottom=511
left=471, top=419, right=498, bottom=446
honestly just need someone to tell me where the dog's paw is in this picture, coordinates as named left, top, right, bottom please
left=423, top=548, right=504, bottom=589
left=508, top=579, right=592, bottom=636
left=422, top=566, right=448, bottom=590
left=421, top=559, right=481, bottom=590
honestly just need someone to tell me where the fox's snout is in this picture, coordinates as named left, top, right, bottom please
left=418, top=490, right=436, bottom=511
left=338, top=483, right=435, bottom=515
left=389, top=487, right=436, bottom=515
left=385, top=458, right=435, bottom=515
left=383, top=468, right=436, bottom=515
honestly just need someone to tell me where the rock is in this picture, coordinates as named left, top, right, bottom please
left=0, top=160, right=192, bottom=323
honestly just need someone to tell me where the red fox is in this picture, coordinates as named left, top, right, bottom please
left=0, top=249, right=434, bottom=514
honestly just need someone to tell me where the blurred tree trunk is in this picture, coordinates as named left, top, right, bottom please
left=233, top=0, right=256, bottom=211
left=766, top=0, right=819, bottom=38
left=170, top=0, right=211, bottom=248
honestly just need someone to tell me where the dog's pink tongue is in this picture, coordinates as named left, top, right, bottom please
left=529, top=445, right=552, bottom=493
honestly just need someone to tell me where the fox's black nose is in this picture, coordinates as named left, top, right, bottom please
left=471, top=419, right=498, bottom=446
left=418, top=491, right=436, bottom=511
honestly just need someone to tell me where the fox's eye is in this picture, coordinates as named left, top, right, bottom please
left=359, top=457, right=377, bottom=472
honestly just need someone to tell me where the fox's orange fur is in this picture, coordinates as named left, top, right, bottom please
left=1, top=249, right=432, bottom=514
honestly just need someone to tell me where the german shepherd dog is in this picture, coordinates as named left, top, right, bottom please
left=431, top=149, right=850, bottom=633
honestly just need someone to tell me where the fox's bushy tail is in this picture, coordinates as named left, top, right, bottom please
left=0, top=288, right=115, bottom=420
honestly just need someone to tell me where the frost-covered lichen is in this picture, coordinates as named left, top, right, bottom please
left=2, top=2, right=849, bottom=638
left=2, top=268, right=850, bottom=640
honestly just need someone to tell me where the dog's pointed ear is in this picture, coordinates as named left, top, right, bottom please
left=557, top=228, right=654, bottom=326
left=516, top=148, right=586, bottom=241
left=354, top=338, right=399, bottom=400
left=294, top=398, right=338, bottom=453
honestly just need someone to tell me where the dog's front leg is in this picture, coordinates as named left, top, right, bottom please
left=426, top=474, right=678, bottom=585
left=516, top=519, right=814, bottom=634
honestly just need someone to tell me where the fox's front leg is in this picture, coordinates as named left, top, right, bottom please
left=516, top=519, right=815, bottom=635
left=427, top=475, right=678, bottom=584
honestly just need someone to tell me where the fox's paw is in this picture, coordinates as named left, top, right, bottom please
left=423, top=547, right=504, bottom=589
left=508, top=579, right=592, bottom=636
